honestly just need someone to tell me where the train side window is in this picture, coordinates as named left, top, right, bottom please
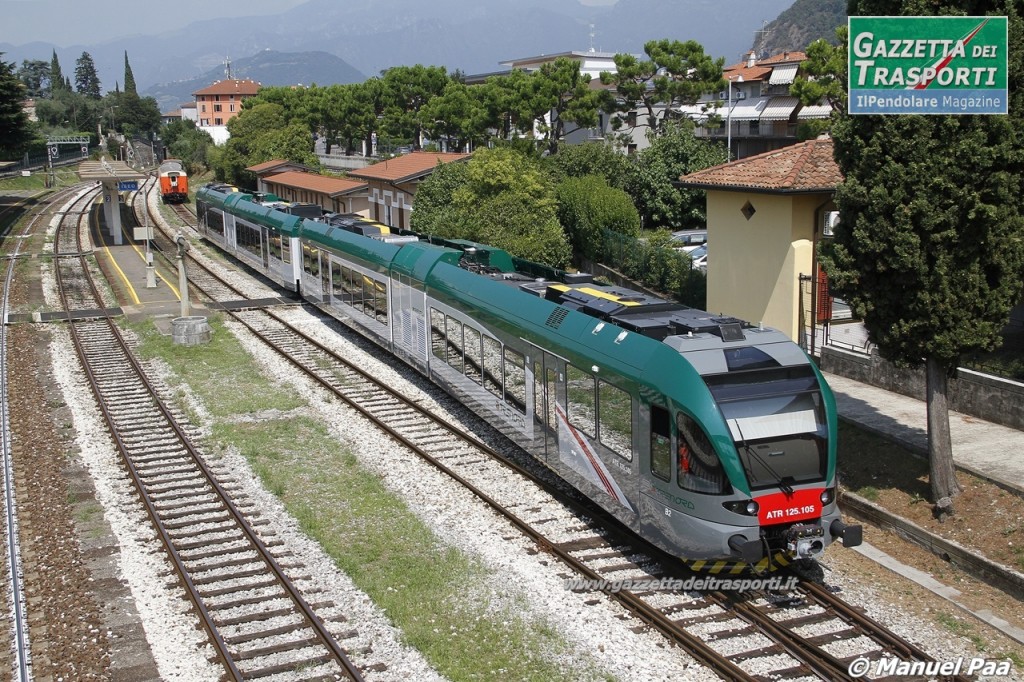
left=650, top=404, right=671, bottom=482
left=447, top=317, right=464, bottom=372
left=599, top=381, right=633, bottom=461
left=566, top=364, right=596, bottom=439
left=677, top=413, right=729, bottom=495
left=331, top=261, right=343, bottom=299
left=361, top=277, right=374, bottom=317
left=430, top=308, right=447, bottom=362
left=464, top=326, right=482, bottom=383
left=345, top=267, right=360, bottom=305
left=375, top=278, right=388, bottom=325
left=483, top=335, right=502, bottom=398
left=504, top=347, right=526, bottom=411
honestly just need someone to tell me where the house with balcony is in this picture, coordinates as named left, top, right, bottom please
left=492, top=50, right=656, bottom=154
left=193, top=78, right=262, bottom=145
left=680, top=51, right=832, bottom=160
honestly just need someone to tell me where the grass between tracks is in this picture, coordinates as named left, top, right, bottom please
left=132, top=314, right=610, bottom=682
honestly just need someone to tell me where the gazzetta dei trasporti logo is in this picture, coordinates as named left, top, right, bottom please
left=848, top=15, right=1008, bottom=115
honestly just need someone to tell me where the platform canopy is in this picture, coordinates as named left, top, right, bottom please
left=77, top=159, right=146, bottom=183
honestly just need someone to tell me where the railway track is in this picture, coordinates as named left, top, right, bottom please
left=50, top=189, right=368, bottom=681
left=137, top=185, right=968, bottom=681
left=0, top=182, right=91, bottom=681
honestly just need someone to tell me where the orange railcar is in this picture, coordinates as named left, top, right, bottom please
left=158, top=160, right=189, bottom=203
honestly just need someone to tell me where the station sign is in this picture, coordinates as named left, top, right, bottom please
left=848, top=16, right=1007, bottom=115
left=118, top=181, right=139, bottom=191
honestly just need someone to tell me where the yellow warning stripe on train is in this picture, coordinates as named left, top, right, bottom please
left=684, top=552, right=791, bottom=575
left=548, top=284, right=642, bottom=306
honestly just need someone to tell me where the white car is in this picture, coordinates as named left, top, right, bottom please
left=687, top=244, right=707, bottom=271
left=669, top=229, right=707, bottom=252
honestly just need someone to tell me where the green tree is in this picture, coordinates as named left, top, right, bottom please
left=407, top=158, right=471, bottom=237
left=418, top=80, right=491, bottom=152
left=412, top=147, right=571, bottom=267
left=123, top=51, right=137, bottom=96
left=17, top=59, right=50, bottom=98
left=626, top=120, right=727, bottom=229
left=49, top=50, right=67, bottom=93
left=599, top=39, right=725, bottom=139
left=162, top=119, right=213, bottom=175
left=0, top=54, right=33, bottom=158
left=380, top=65, right=450, bottom=148
left=524, top=58, right=601, bottom=155
left=556, top=175, right=641, bottom=262
left=542, top=141, right=633, bottom=190
left=209, top=102, right=318, bottom=185
left=74, top=52, right=101, bottom=99
left=823, top=0, right=1024, bottom=514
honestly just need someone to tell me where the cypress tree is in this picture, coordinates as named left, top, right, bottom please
left=124, top=51, right=137, bottom=96
left=49, top=49, right=66, bottom=92
left=825, top=0, right=1024, bottom=515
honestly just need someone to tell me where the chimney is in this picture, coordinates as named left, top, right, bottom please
left=746, top=51, right=756, bottom=68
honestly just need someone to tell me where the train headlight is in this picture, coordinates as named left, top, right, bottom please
left=821, top=488, right=835, bottom=506
left=723, top=500, right=759, bottom=516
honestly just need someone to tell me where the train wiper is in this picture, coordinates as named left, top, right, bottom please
left=733, top=420, right=795, bottom=495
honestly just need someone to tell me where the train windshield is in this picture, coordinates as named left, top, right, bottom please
left=704, top=363, right=827, bottom=491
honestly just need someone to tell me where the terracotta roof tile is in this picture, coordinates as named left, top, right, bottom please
left=348, top=151, right=471, bottom=182
left=193, top=79, right=261, bottom=97
left=723, top=65, right=772, bottom=82
left=678, top=138, right=842, bottom=193
left=264, top=171, right=366, bottom=196
left=246, top=159, right=295, bottom=174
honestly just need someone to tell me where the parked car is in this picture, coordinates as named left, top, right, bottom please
left=669, top=229, right=708, bottom=252
left=687, top=244, right=707, bottom=271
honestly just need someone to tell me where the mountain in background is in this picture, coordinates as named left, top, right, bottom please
left=2, top=0, right=797, bottom=112
left=754, top=0, right=846, bottom=57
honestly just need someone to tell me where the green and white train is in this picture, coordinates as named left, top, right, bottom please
left=196, top=183, right=862, bottom=570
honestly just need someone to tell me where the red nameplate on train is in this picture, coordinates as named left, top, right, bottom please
left=755, top=488, right=823, bottom=525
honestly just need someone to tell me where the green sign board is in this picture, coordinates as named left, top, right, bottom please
left=848, top=16, right=1007, bottom=115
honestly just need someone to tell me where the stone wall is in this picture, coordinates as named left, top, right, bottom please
left=820, top=346, right=1024, bottom=431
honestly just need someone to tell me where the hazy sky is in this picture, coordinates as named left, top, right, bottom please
left=0, top=0, right=312, bottom=46
left=1, top=0, right=620, bottom=47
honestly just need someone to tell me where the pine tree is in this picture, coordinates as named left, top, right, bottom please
left=74, top=52, right=102, bottom=99
left=0, top=55, right=33, bottom=157
left=123, top=51, right=136, bottom=96
left=49, top=49, right=66, bottom=93
left=824, top=0, right=1024, bottom=516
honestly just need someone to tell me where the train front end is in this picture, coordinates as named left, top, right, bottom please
left=651, top=313, right=862, bottom=568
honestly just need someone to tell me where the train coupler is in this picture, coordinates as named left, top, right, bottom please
left=785, top=523, right=826, bottom=559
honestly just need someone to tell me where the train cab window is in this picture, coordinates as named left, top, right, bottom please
left=566, top=365, right=596, bottom=439
left=504, top=348, right=526, bottom=411
left=599, top=381, right=633, bottom=461
left=446, top=317, right=464, bottom=372
left=676, top=414, right=729, bottom=494
left=650, top=404, right=672, bottom=482
left=430, top=308, right=446, bottom=362
left=464, top=327, right=482, bottom=383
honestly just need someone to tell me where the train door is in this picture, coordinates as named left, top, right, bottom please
left=391, top=272, right=428, bottom=371
left=531, top=351, right=560, bottom=463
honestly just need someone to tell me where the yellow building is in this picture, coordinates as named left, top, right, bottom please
left=678, top=138, right=841, bottom=342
